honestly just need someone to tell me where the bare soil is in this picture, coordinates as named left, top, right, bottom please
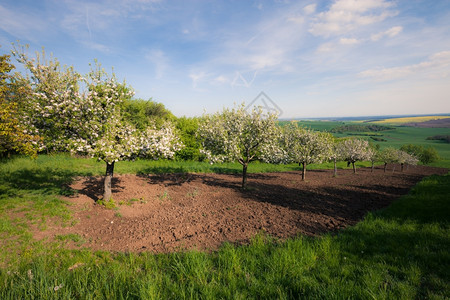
left=402, top=118, right=450, bottom=128
left=37, top=165, right=447, bottom=253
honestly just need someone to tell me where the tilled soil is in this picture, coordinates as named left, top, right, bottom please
left=37, top=164, right=447, bottom=253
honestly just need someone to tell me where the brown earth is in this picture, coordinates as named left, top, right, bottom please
left=36, top=165, right=447, bottom=254
left=402, top=118, right=450, bottom=128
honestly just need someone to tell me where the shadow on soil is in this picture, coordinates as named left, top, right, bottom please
left=136, top=165, right=243, bottom=176
left=73, top=176, right=125, bottom=201
left=137, top=165, right=447, bottom=236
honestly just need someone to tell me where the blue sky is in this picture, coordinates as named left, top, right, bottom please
left=1, top=0, right=450, bottom=118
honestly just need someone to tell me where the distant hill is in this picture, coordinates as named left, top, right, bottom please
left=284, top=113, right=450, bottom=122
left=403, top=118, right=450, bottom=128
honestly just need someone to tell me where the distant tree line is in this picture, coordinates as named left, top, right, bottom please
left=426, top=135, right=450, bottom=143
left=330, top=124, right=395, bottom=133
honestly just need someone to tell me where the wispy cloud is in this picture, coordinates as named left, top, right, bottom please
left=145, top=49, right=169, bottom=79
left=339, top=37, right=359, bottom=45
left=359, top=51, right=450, bottom=81
left=309, top=0, right=397, bottom=37
left=370, top=26, right=403, bottom=41
left=204, top=3, right=311, bottom=80
left=57, top=0, right=164, bottom=52
left=0, top=4, right=49, bottom=43
left=303, top=4, right=317, bottom=15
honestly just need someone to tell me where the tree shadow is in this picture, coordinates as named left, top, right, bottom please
left=184, top=168, right=444, bottom=234
left=0, top=167, right=78, bottom=198
left=138, top=172, right=199, bottom=186
left=73, top=176, right=125, bottom=201
left=138, top=171, right=279, bottom=187
left=136, top=164, right=244, bottom=176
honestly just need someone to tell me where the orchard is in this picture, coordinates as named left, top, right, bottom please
left=1, top=45, right=429, bottom=198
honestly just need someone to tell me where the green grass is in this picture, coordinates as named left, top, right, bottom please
left=0, top=154, right=449, bottom=298
left=1, top=153, right=374, bottom=177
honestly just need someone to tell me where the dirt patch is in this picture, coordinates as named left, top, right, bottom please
left=402, top=118, right=450, bottom=128
left=37, top=165, right=447, bottom=253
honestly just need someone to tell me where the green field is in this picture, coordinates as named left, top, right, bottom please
left=0, top=155, right=449, bottom=298
left=286, top=120, right=450, bottom=168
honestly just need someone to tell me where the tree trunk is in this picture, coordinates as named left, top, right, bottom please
left=401, top=163, right=404, bottom=172
left=242, top=163, right=248, bottom=189
left=352, top=161, right=356, bottom=173
left=103, top=161, right=115, bottom=201
left=371, top=161, right=374, bottom=172
left=301, top=162, right=306, bottom=181
left=384, top=163, right=387, bottom=173
left=333, top=158, right=337, bottom=177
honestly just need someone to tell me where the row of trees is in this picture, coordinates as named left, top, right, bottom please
left=197, top=105, right=421, bottom=188
left=0, top=45, right=437, bottom=198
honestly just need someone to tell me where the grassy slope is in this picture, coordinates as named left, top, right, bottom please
left=0, top=155, right=449, bottom=299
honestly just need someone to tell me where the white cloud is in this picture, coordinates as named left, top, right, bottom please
left=359, top=51, right=450, bottom=81
left=189, top=71, right=208, bottom=89
left=339, top=37, right=359, bottom=45
left=317, top=42, right=335, bottom=52
left=371, top=25, right=402, bottom=41
left=215, top=5, right=310, bottom=74
left=309, top=0, right=397, bottom=37
left=303, top=4, right=316, bottom=15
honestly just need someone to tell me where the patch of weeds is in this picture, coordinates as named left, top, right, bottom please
left=114, top=212, right=122, bottom=218
left=128, top=198, right=138, bottom=205
left=80, top=203, right=91, bottom=212
left=97, top=198, right=117, bottom=209
left=157, top=190, right=171, bottom=202
left=55, top=233, right=85, bottom=246
left=186, top=188, right=200, bottom=198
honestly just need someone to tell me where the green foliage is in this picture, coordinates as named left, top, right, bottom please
left=401, top=144, right=440, bottom=165
left=420, top=147, right=440, bottom=165
left=0, top=54, right=40, bottom=158
left=426, top=135, right=450, bottom=143
left=121, top=98, right=175, bottom=129
left=400, top=144, right=425, bottom=157
left=370, top=136, right=387, bottom=142
left=97, top=198, right=117, bottom=209
left=175, top=116, right=203, bottom=161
